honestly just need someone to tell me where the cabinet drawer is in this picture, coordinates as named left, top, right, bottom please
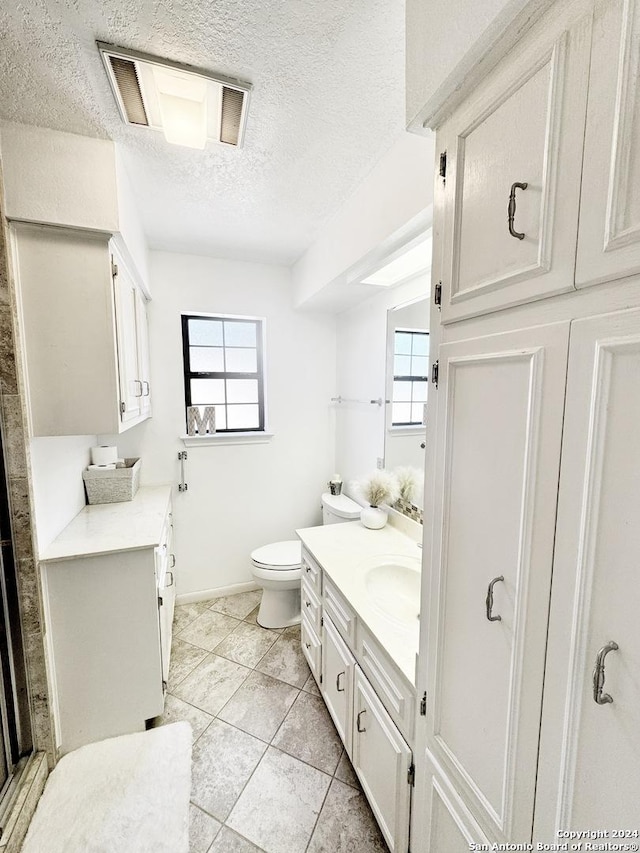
left=356, top=622, right=415, bottom=744
left=301, top=547, right=322, bottom=596
left=301, top=618, right=321, bottom=685
left=301, top=579, right=321, bottom=637
left=323, top=575, right=356, bottom=646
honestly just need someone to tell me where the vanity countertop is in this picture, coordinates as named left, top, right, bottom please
left=296, top=520, right=422, bottom=686
left=40, top=485, right=172, bottom=562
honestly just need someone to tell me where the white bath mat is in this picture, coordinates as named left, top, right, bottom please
left=22, top=722, right=192, bottom=853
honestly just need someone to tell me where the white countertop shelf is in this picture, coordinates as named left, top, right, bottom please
left=296, top=520, right=422, bottom=685
left=40, top=485, right=172, bottom=562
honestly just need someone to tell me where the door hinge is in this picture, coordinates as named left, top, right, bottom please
left=420, top=691, right=427, bottom=716
left=434, top=281, right=442, bottom=307
left=158, top=595, right=163, bottom=608
left=120, top=401, right=126, bottom=414
left=407, top=762, right=415, bottom=786
left=162, top=679, right=167, bottom=694
left=111, top=258, right=118, bottom=278
left=320, top=615, right=324, bottom=627
left=319, top=673, right=323, bottom=684
left=431, top=360, right=439, bottom=388
left=439, top=150, right=447, bottom=181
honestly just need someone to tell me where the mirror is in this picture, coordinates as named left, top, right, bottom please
left=384, top=296, right=429, bottom=508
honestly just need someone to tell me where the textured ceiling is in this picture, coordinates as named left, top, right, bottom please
left=0, top=0, right=405, bottom=264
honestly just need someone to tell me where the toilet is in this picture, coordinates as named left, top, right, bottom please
left=250, top=491, right=361, bottom=629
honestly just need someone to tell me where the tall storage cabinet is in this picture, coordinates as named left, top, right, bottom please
left=413, top=0, right=640, bottom=846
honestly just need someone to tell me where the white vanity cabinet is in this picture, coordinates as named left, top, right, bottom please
left=11, top=222, right=152, bottom=436
left=436, top=0, right=593, bottom=324
left=298, top=538, right=417, bottom=853
left=39, top=487, right=174, bottom=757
left=575, top=0, right=640, bottom=287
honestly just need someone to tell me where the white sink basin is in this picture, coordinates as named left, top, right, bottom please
left=364, top=555, right=421, bottom=625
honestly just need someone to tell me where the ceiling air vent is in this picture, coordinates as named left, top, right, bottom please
left=98, top=42, right=251, bottom=150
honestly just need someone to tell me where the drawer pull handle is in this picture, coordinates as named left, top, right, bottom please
left=356, top=709, right=367, bottom=733
left=305, top=565, right=311, bottom=573
left=485, top=575, right=504, bottom=622
left=170, top=554, right=176, bottom=568
left=165, top=571, right=174, bottom=588
left=336, top=671, right=345, bottom=692
left=592, top=641, right=618, bottom=705
left=507, top=181, right=528, bottom=240
left=305, top=600, right=312, bottom=608
left=305, top=642, right=311, bottom=650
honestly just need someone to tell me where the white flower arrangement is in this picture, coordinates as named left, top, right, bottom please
left=394, top=467, right=418, bottom=503
left=359, top=470, right=400, bottom=508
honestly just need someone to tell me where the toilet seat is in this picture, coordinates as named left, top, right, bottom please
left=251, top=540, right=302, bottom=571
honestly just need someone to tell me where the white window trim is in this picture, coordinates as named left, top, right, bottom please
left=180, top=431, right=275, bottom=447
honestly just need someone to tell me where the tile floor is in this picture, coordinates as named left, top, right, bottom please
left=154, top=590, right=389, bottom=853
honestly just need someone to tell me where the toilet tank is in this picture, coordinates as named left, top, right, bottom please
left=321, top=492, right=361, bottom=525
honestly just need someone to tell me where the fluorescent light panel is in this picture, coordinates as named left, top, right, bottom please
left=362, top=237, right=431, bottom=287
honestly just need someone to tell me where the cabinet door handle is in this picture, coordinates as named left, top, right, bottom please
left=356, top=709, right=367, bottom=733
left=305, top=600, right=312, bottom=608
left=134, top=379, right=144, bottom=397
left=305, top=642, right=311, bottom=650
left=507, top=181, right=528, bottom=240
left=143, top=380, right=150, bottom=396
left=336, top=671, right=345, bottom=692
left=485, top=575, right=504, bottom=622
left=305, top=565, right=311, bottom=573
left=165, top=571, right=174, bottom=588
left=592, top=641, right=619, bottom=705
left=170, top=554, right=176, bottom=568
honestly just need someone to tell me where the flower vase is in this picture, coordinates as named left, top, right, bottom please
left=360, top=505, right=387, bottom=530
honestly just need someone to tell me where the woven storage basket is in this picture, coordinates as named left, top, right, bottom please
left=82, top=458, right=141, bottom=505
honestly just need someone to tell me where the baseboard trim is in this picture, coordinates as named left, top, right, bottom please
left=176, top=581, right=259, bottom=605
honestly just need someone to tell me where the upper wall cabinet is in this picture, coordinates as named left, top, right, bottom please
left=575, top=0, right=640, bottom=287
left=12, top=223, right=152, bottom=436
left=436, top=0, right=593, bottom=324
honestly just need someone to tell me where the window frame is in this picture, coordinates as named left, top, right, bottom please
left=181, top=313, right=266, bottom=434
left=391, top=328, right=429, bottom=428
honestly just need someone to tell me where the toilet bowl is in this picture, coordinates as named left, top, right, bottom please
left=250, top=492, right=361, bottom=629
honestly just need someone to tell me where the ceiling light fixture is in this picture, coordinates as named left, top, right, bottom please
left=98, top=42, right=251, bottom=150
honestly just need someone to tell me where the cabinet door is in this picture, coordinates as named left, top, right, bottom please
left=321, top=615, right=355, bottom=758
left=437, top=0, right=592, bottom=323
left=576, top=0, right=640, bottom=287
left=113, top=258, right=142, bottom=424
left=423, top=322, right=569, bottom=842
left=135, top=287, right=152, bottom=418
left=352, top=667, right=412, bottom=853
left=535, top=308, right=640, bottom=836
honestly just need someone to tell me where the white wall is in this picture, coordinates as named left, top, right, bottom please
left=335, top=272, right=429, bottom=495
left=107, top=250, right=337, bottom=596
left=292, top=132, right=434, bottom=311
left=29, top=435, right=96, bottom=553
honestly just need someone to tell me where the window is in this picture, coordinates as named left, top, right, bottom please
left=391, top=329, right=429, bottom=426
left=182, top=314, right=265, bottom=433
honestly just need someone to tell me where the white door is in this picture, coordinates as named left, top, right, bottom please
left=419, top=322, right=569, bottom=843
left=352, top=667, right=412, bottom=853
left=113, top=257, right=142, bottom=424
left=321, top=615, right=355, bottom=758
left=438, top=0, right=592, bottom=323
left=135, top=287, right=152, bottom=418
left=535, top=307, right=640, bottom=837
left=576, top=0, right=640, bottom=287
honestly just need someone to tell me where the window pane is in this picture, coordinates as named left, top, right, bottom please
left=394, top=355, right=411, bottom=376
left=214, top=404, right=227, bottom=430
left=395, top=332, right=413, bottom=355
left=412, top=381, right=428, bottom=402
left=189, top=318, right=223, bottom=346
left=224, top=321, right=256, bottom=348
left=226, top=379, right=258, bottom=404
left=392, top=402, right=411, bottom=424
left=393, top=381, right=412, bottom=402
left=411, top=403, right=426, bottom=424
left=191, top=378, right=225, bottom=404
left=226, top=348, right=257, bottom=373
left=190, top=346, right=224, bottom=372
left=227, top=404, right=260, bottom=429
left=410, top=355, right=429, bottom=378
left=412, top=334, right=429, bottom=356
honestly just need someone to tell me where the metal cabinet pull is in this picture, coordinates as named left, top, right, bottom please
left=305, top=642, right=311, bottom=650
left=143, top=380, right=150, bottom=396
left=305, top=565, right=311, bottom=573
left=170, top=554, right=176, bottom=568
left=485, top=576, right=505, bottom=622
left=166, top=571, right=174, bottom=588
left=336, top=671, right=345, bottom=692
left=305, top=600, right=311, bottom=608
left=356, top=709, right=367, bottom=733
left=593, top=641, right=619, bottom=705
left=134, top=379, right=144, bottom=397
left=507, top=181, right=528, bottom=240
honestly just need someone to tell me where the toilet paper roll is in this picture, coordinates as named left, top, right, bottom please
left=91, top=445, right=118, bottom=466
left=87, top=463, right=116, bottom=470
